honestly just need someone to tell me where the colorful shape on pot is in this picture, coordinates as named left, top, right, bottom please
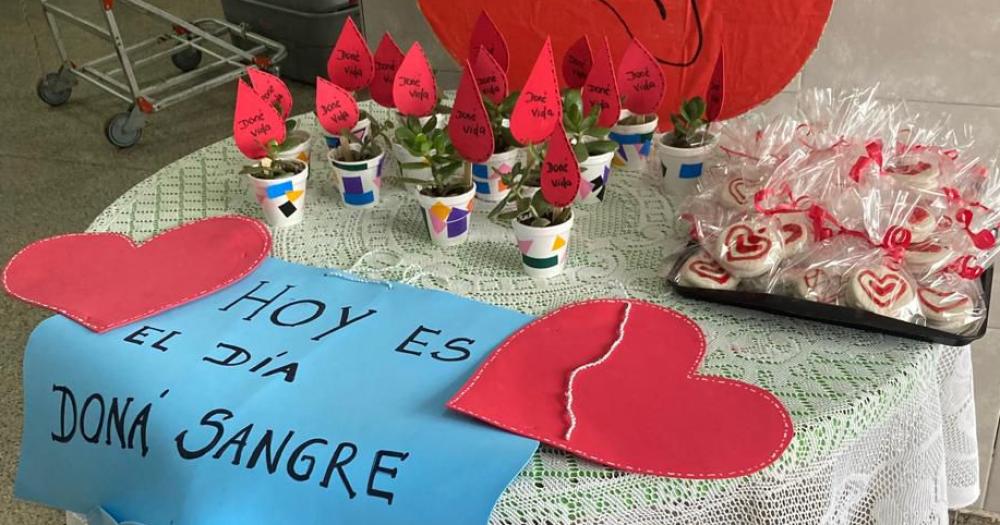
left=327, top=17, right=374, bottom=92
left=617, top=38, right=666, bottom=116
left=510, top=38, right=562, bottom=145
left=517, top=239, right=533, bottom=255
left=394, top=42, right=438, bottom=117
left=679, top=162, right=704, bottom=179
left=551, top=235, right=566, bottom=251
left=562, top=35, right=592, bottom=89
left=371, top=33, right=405, bottom=108
left=430, top=202, right=452, bottom=222
left=522, top=254, right=559, bottom=269
left=430, top=214, right=447, bottom=234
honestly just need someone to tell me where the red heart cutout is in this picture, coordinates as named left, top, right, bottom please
left=449, top=300, right=792, bottom=478
left=725, top=225, right=772, bottom=261
left=857, top=270, right=907, bottom=308
left=3, top=216, right=271, bottom=333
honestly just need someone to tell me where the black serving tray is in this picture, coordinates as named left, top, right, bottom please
left=666, top=247, right=993, bottom=347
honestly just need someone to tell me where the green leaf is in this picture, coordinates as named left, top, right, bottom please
left=585, top=126, right=610, bottom=139
left=400, top=161, right=430, bottom=170
left=285, top=119, right=297, bottom=133
left=573, top=142, right=589, bottom=162
left=422, top=115, right=439, bottom=134
left=585, top=140, right=618, bottom=155
left=496, top=210, right=521, bottom=221
left=530, top=189, right=552, bottom=216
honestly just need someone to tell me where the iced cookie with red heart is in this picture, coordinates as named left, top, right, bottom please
left=918, top=286, right=975, bottom=333
left=845, top=265, right=916, bottom=318
left=718, top=176, right=756, bottom=210
left=904, top=240, right=952, bottom=275
left=791, top=268, right=840, bottom=304
left=886, top=157, right=939, bottom=191
left=678, top=250, right=739, bottom=290
left=715, top=221, right=782, bottom=278
left=906, top=205, right=936, bottom=244
left=777, top=212, right=812, bottom=258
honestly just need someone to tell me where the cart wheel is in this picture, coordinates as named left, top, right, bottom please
left=171, top=47, right=202, bottom=72
left=36, top=73, right=72, bottom=107
left=105, top=112, right=143, bottom=148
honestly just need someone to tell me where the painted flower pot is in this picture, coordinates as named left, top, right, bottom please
left=471, top=147, right=519, bottom=202
left=323, top=117, right=371, bottom=149
left=658, top=133, right=716, bottom=198
left=610, top=116, right=658, bottom=172
left=512, top=213, right=574, bottom=278
left=392, top=142, right=432, bottom=185
left=576, top=150, right=615, bottom=204
left=328, top=145, right=385, bottom=209
left=274, top=129, right=313, bottom=165
left=246, top=161, right=309, bottom=227
left=416, top=185, right=476, bottom=247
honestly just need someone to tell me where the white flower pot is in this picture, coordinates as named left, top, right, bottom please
left=246, top=162, right=309, bottom=227
left=328, top=144, right=385, bottom=209
left=415, top=185, right=476, bottom=247
left=576, top=150, right=615, bottom=204
left=392, top=143, right=433, bottom=185
left=274, top=129, right=313, bottom=165
left=323, top=117, right=371, bottom=149
left=512, top=213, right=574, bottom=278
left=658, top=133, right=716, bottom=198
left=610, top=116, right=658, bottom=172
left=471, top=147, right=520, bottom=202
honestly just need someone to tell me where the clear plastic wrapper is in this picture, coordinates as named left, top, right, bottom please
left=916, top=269, right=987, bottom=335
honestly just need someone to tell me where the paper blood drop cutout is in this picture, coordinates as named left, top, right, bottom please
left=705, top=45, right=726, bottom=122
left=449, top=61, right=494, bottom=163
left=247, top=67, right=292, bottom=120
left=371, top=33, right=405, bottom=108
left=510, top=38, right=562, bottom=145
left=2, top=216, right=272, bottom=333
left=561, top=35, right=592, bottom=89
left=540, top=124, right=580, bottom=208
left=233, top=80, right=286, bottom=160
left=472, top=46, right=508, bottom=104
left=617, top=38, right=666, bottom=115
left=582, top=37, right=621, bottom=129
left=448, top=299, right=793, bottom=478
left=327, top=17, right=374, bottom=92
left=469, top=11, right=509, bottom=72
left=315, top=77, right=360, bottom=135
left=394, top=42, right=438, bottom=117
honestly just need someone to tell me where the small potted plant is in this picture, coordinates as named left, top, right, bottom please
left=611, top=38, right=664, bottom=171
left=489, top=143, right=575, bottom=278
left=396, top=123, right=475, bottom=247
left=245, top=68, right=314, bottom=166
left=657, top=97, right=717, bottom=197
left=328, top=117, right=393, bottom=209
left=470, top=91, right=522, bottom=202
left=323, top=109, right=371, bottom=151
left=272, top=116, right=312, bottom=164
left=610, top=108, right=657, bottom=171
left=562, top=89, right=617, bottom=204
left=242, top=142, right=309, bottom=227
left=392, top=114, right=439, bottom=185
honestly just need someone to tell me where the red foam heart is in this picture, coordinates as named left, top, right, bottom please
left=468, top=11, right=509, bottom=72
left=371, top=33, right=405, bottom=108
left=393, top=42, right=438, bottom=117
left=247, top=67, right=292, bottom=120
left=327, top=17, right=374, bottom=92
left=510, top=37, right=562, bottom=145
left=449, top=300, right=792, bottom=478
left=617, top=38, right=665, bottom=116
left=540, top=123, right=580, bottom=208
left=315, top=77, right=360, bottom=135
left=233, top=80, right=286, bottom=160
left=3, top=216, right=271, bottom=333
left=449, top=60, right=494, bottom=163
left=582, top=37, right=621, bottom=129
left=561, top=35, right=592, bottom=89
left=472, top=46, right=508, bottom=105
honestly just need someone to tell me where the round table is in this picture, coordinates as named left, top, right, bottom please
left=84, top=102, right=978, bottom=524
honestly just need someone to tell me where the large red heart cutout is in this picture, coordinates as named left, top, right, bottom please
left=449, top=300, right=793, bottom=478
left=3, top=216, right=271, bottom=333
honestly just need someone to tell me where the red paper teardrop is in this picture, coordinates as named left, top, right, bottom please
left=617, top=38, right=666, bottom=116
left=371, top=33, right=405, bottom=108
left=705, top=45, right=726, bottom=122
left=582, top=37, right=621, bottom=129
left=469, top=11, right=509, bottom=72
left=472, top=46, right=508, bottom=105
left=233, top=80, right=286, bottom=160
left=540, top=123, right=580, bottom=208
left=449, top=61, right=494, bottom=163
left=393, top=42, right=438, bottom=117
left=510, top=38, right=562, bottom=145
left=562, top=36, right=592, bottom=89
left=246, top=67, right=292, bottom=120
left=315, top=76, right=360, bottom=135
left=326, top=17, right=374, bottom=92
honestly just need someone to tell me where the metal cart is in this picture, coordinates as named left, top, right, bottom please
left=35, top=0, right=287, bottom=148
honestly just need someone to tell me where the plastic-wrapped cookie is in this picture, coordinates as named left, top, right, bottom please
left=715, top=221, right=782, bottom=278
left=777, top=211, right=813, bottom=258
left=678, top=250, right=740, bottom=290
left=918, top=286, right=975, bottom=332
left=906, top=205, right=936, bottom=244
left=792, top=268, right=840, bottom=304
left=845, top=265, right=916, bottom=318
left=718, top=176, right=756, bottom=210
left=886, top=157, right=939, bottom=191
left=904, top=241, right=952, bottom=275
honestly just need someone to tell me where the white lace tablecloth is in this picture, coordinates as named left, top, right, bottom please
left=82, top=104, right=979, bottom=525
